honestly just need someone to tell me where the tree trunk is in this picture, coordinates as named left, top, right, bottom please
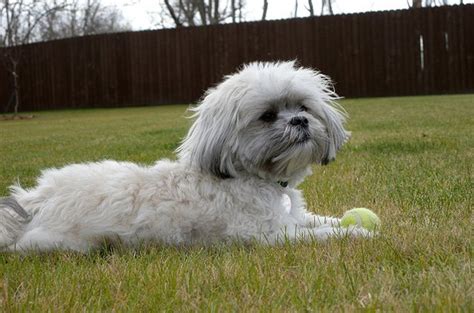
left=262, top=0, right=268, bottom=20
left=164, top=0, right=183, bottom=27
left=213, top=0, right=219, bottom=24
left=412, top=0, right=422, bottom=8
left=196, top=0, right=207, bottom=25
left=12, top=60, right=20, bottom=116
left=231, top=0, right=236, bottom=23
left=307, top=0, right=314, bottom=16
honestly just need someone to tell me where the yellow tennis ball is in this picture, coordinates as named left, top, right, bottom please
left=340, top=208, right=381, bottom=231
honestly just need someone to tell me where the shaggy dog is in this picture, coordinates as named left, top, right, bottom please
left=0, top=61, right=369, bottom=252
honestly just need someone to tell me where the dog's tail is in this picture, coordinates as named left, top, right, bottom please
left=0, top=197, right=31, bottom=248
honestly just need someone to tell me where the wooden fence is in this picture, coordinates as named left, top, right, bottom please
left=1, top=4, right=473, bottom=111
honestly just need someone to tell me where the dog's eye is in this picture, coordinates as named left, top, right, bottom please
left=260, top=111, right=277, bottom=123
left=300, top=105, right=308, bottom=112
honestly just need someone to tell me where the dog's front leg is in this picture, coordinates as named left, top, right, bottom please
left=284, top=189, right=340, bottom=228
left=302, top=213, right=341, bottom=228
left=272, top=224, right=371, bottom=243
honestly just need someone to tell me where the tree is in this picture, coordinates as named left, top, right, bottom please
left=408, top=0, right=450, bottom=8
left=306, top=0, right=314, bottom=16
left=320, top=0, right=333, bottom=15
left=0, top=0, right=66, bottom=115
left=38, top=0, right=131, bottom=41
left=425, top=0, right=448, bottom=6
left=0, top=0, right=130, bottom=115
left=304, top=0, right=334, bottom=17
left=261, top=0, right=268, bottom=21
left=160, top=0, right=247, bottom=27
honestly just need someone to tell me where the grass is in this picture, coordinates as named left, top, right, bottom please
left=0, top=95, right=472, bottom=311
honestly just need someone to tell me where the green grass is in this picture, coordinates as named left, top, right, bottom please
left=0, top=95, right=472, bottom=311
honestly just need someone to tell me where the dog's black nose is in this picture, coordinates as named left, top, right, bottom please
left=289, top=116, right=308, bottom=127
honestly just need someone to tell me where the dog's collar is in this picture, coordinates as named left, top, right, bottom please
left=278, top=181, right=288, bottom=188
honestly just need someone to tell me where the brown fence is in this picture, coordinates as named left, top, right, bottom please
left=1, top=5, right=473, bottom=111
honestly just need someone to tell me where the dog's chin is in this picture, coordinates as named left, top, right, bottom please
left=251, top=139, right=318, bottom=183
left=295, top=134, right=310, bottom=145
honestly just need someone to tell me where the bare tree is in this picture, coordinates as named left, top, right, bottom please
left=306, top=0, right=314, bottom=16
left=410, top=0, right=423, bottom=7
left=293, top=0, right=298, bottom=18
left=236, top=0, right=244, bottom=21
left=231, top=0, right=235, bottom=22
left=0, top=0, right=66, bottom=115
left=408, top=0, right=449, bottom=8
left=425, top=0, right=449, bottom=5
left=261, top=0, right=268, bottom=21
left=160, top=0, right=246, bottom=27
left=0, top=0, right=128, bottom=115
left=231, top=0, right=246, bottom=22
left=38, top=0, right=131, bottom=41
left=321, top=0, right=333, bottom=15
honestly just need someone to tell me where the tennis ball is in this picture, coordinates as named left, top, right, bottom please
left=340, top=208, right=381, bottom=231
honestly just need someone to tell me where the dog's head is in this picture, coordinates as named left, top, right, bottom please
left=177, top=61, right=349, bottom=186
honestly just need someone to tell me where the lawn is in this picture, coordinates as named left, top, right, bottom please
left=0, top=95, right=472, bottom=311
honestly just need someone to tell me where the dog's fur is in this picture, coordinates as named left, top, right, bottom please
left=0, top=61, right=369, bottom=252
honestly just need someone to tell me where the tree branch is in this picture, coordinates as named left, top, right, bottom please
left=306, top=0, right=314, bottom=16
left=164, top=0, right=183, bottom=27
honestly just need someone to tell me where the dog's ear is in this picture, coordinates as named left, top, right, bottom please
left=320, top=102, right=349, bottom=163
left=304, top=70, right=349, bottom=163
left=177, top=88, right=237, bottom=179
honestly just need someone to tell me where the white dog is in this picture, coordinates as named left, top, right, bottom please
left=0, top=61, right=369, bottom=252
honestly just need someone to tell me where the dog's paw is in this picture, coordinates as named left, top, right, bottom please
left=335, top=225, right=374, bottom=238
left=304, top=213, right=341, bottom=228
